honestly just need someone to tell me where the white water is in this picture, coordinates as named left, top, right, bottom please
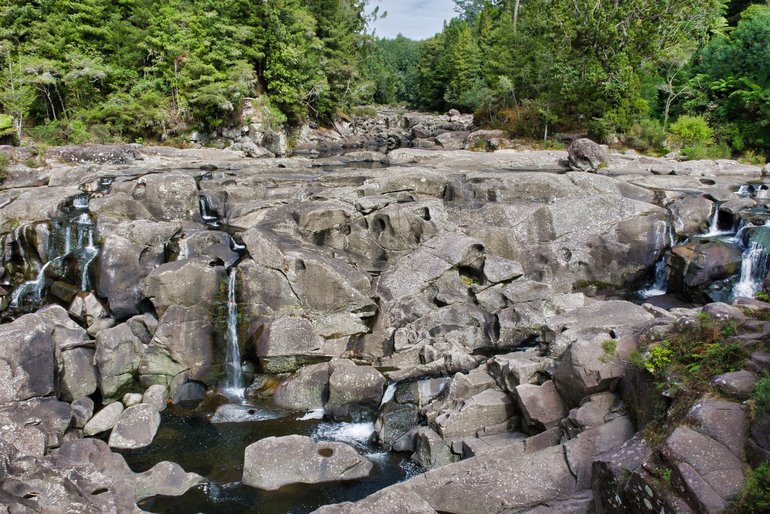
left=221, top=268, right=245, bottom=399
left=10, top=259, right=57, bottom=307
left=297, top=409, right=325, bottom=421
left=639, top=222, right=669, bottom=298
left=199, top=195, right=219, bottom=223
left=733, top=241, right=769, bottom=299
left=380, top=383, right=397, bottom=406
left=311, top=421, right=376, bottom=450
left=704, top=203, right=732, bottom=237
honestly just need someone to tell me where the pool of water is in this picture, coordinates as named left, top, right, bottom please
left=122, top=404, right=421, bottom=513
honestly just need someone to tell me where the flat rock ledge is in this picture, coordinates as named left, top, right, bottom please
left=242, top=435, right=373, bottom=490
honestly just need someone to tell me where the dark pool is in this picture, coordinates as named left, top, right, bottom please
left=120, top=404, right=421, bottom=513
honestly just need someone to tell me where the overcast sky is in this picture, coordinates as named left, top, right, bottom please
left=370, top=0, right=457, bottom=40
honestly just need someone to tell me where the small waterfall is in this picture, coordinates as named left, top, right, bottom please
left=737, top=184, right=753, bottom=197
left=704, top=203, right=733, bottom=237
left=380, top=383, right=397, bottom=407
left=199, top=195, right=219, bottom=226
left=733, top=242, right=769, bottom=299
left=9, top=258, right=58, bottom=308
left=639, top=222, right=669, bottom=298
left=221, top=268, right=244, bottom=399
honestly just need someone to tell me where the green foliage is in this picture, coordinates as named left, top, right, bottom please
left=600, top=339, right=618, bottom=364
left=625, top=119, right=668, bottom=154
left=732, top=464, right=770, bottom=513
left=0, top=152, right=9, bottom=183
left=756, top=291, right=770, bottom=302
left=753, top=377, right=770, bottom=419
left=669, top=115, right=714, bottom=147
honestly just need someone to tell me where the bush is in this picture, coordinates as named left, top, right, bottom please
left=669, top=115, right=714, bottom=148
left=741, top=150, right=767, bottom=166
left=625, top=119, right=668, bottom=154
left=753, top=377, right=770, bottom=418
left=0, top=153, right=9, bottom=183
left=732, top=464, right=770, bottom=513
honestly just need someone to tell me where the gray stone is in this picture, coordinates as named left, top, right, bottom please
left=483, top=255, right=524, bottom=283
left=172, top=382, right=206, bottom=405
left=68, top=292, right=109, bottom=327
left=71, top=397, right=95, bottom=429
left=143, top=258, right=223, bottom=318
left=515, top=380, right=568, bottom=434
left=142, top=384, right=168, bottom=412
left=435, top=389, right=516, bottom=439
left=94, top=323, right=144, bottom=401
left=326, top=359, right=386, bottom=419
left=122, top=393, right=144, bottom=407
left=273, top=362, right=330, bottom=410
left=314, top=487, right=438, bottom=514
left=256, top=317, right=325, bottom=373
left=58, top=347, right=98, bottom=402
left=242, top=435, right=372, bottom=490
left=375, top=401, right=420, bottom=447
left=412, top=427, right=456, bottom=470
left=83, top=402, right=124, bottom=437
left=711, top=370, right=758, bottom=400
left=108, top=403, right=161, bottom=449
left=0, top=313, right=55, bottom=402
left=685, top=399, right=747, bottom=457
left=568, top=138, right=609, bottom=172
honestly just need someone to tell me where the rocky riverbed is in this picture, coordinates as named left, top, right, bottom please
left=1, top=130, right=769, bottom=513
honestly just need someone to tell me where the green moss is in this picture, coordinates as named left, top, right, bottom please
left=600, top=339, right=618, bottom=363
left=752, top=377, right=770, bottom=419
left=731, top=464, right=770, bottom=513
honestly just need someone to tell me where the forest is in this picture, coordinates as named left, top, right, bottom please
left=0, top=0, right=769, bottom=159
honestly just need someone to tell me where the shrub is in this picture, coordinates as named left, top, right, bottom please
left=753, top=377, right=770, bottom=418
left=669, top=115, right=714, bottom=148
left=625, top=119, right=668, bottom=154
left=732, top=464, right=770, bottom=513
left=0, top=152, right=9, bottom=183
left=741, top=150, right=767, bottom=166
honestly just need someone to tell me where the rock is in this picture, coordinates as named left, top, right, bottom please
left=256, top=317, right=326, bottom=374
left=242, top=435, right=373, bottom=490
left=668, top=241, right=743, bottom=301
left=668, top=195, right=714, bottom=238
left=412, top=427, right=455, bottom=470
left=50, top=144, right=140, bottom=164
left=702, top=302, right=747, bottom=320
left=0, top=313, right=55, bottom=402
left=58, top=347, right=98, bottom=402
left=273, top=362, right=330, bottom=410
left=435, top=131, right=470, bottom=150
left=326, top=359, right=386, bottom=419
left=711, top=370, right=758, bottom=400
left=229, top=141, right=273, bottom=158
left=142, top=384, right=168, bottom=412
left=172, top=381, right=206, bottom=405
left=143, top=258, right=223, bottom=318
left=563, top=392, right=624, bottom=438
left=514, top=380, right=568, bottom=434
left=314, top=487, right=439, bottom=514
left=94, top=323, right=143, bottom=401
left=122, top=393, right=144, bottom=407
left=660, top=427, right=744, bottom=512
left=83, top=401, right=124, bottom=436
left=263, top=130, right=288, bottom=157
left=483, top=255, right=524, bottom=283
left=685, top=399, right=747, bottom=457
left=435, top=389, right=516, bottom=439
left=375, top=401, right=420, bottom=447
left=71, top=396, right=95, bottom=429
left=134, top=173, right=199, bottom=221
left=68, top=292, right=109, bottom=326
left=487, top=349, right=552, bottom=393
left=108, top=403, right=161, bottom=449
left=567, top=138, right=609, bottom=172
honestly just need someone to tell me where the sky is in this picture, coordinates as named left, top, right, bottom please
left=370, top=0, right=457, bottom=40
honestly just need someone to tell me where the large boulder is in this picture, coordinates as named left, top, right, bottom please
left=58, top=347, right=98, bottom=402
left=514, top=380, right=568, bottom=434
left=325, top=359, right=386, bottom=419
left=143, top=258, right=223, bottom=318
left=242, top=435, right=373, bottom=490
left=255, top=316, right=326, bottom=374
left=0, top=313, right=55, bottom=402
left=273, top=362, right=330, bottom=410
left=94, top=323, right=144, bottom=401
left=668, top=241, right=743, bottom=301
left=567, top=138, right=609, bottom=172
left=108, top=404, right=161, bottom=449
left=435, top=389, right=516, bottom=439
left=131, top=173, right=200, bottom=222
left=83, top=401, right=124, bottom=437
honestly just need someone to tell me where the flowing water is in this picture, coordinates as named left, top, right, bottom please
left=639, top=221, right=670, bottom=298
left=125, top=407, right=420, bottom=514
left=733, top=241, right=769, bottom=299
left=221, top=268, right=245, bottom=400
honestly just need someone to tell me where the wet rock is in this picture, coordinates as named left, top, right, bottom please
left=668, top=241, right=743, bottom=301
left=83, top=401, right=124, bottom=437
left=711, top=369, right=758, bottom=400
left=242, top=435, right=373, bottom=490
left=326, top=359, right=385, bottom=420
left=375, top=401, right=420, bottom=447
left=0, top=313, right=55, bottom=402
left=515, top=380, right=568, bottom=434
left=142, top=384, right=168, bottom=412
left=108, top=403, right=161, bottom=449
left=273, top=362, right=330, bottom=410
left=568, top=138, right=609, bottom=172
left=122, top=393, right=143, bottom=407
left=172, top=381, right=206, bottom=405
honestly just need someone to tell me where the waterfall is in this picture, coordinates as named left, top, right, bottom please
left=639, top=222, right=669, bottom=298
left=380, top=383, right=397, bottom=407
left=74, top=212, right=98, bottom=291
left=9, top=258, right=58, bottom=308
left=199, top=195, right=219, bottom=225
left=733, top=242, right=769, bottom=299
left=704, top=203, right=731, bottom=237
left=222, top=268, right=244, bottom=398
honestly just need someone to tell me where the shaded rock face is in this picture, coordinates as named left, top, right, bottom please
left=242, top=435, right=373, bottom=490
left=568, top=138, right=609, bottom=172
left=669, top=240, right=743, bottom=301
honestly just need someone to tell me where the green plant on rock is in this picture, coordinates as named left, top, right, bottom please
left=0, top=152, right=8, bottom=183
left=600, top=338, right=618, bottom=363
left=731, top=464, right=770, bottom=513
left=752, top=377, right=770, bottom=419
left=755, top=291, right=770, bottom=302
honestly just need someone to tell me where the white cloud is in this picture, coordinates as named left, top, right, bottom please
left=370, top=0, right=457, bottom=40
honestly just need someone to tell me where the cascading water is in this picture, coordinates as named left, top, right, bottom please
left=8, top=195, right=100, bottom=309
left=704, top=203, right=733, bottom=237
left=199, top=194, right=219, bottom=226
left=733, top=241, right=769, bottom=299
left=221, top=267, right=245, bottom=399
left=639, top=222, right=670, bottom=298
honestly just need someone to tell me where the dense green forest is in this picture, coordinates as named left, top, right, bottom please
left=369, top=0, right=770, bottom=159
left=0, top=0, right=768, bottom=159
left=0, top=0, right=373, bottom=143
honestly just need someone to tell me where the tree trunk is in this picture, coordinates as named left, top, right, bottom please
left=513, top=0, right=521, bottom=33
